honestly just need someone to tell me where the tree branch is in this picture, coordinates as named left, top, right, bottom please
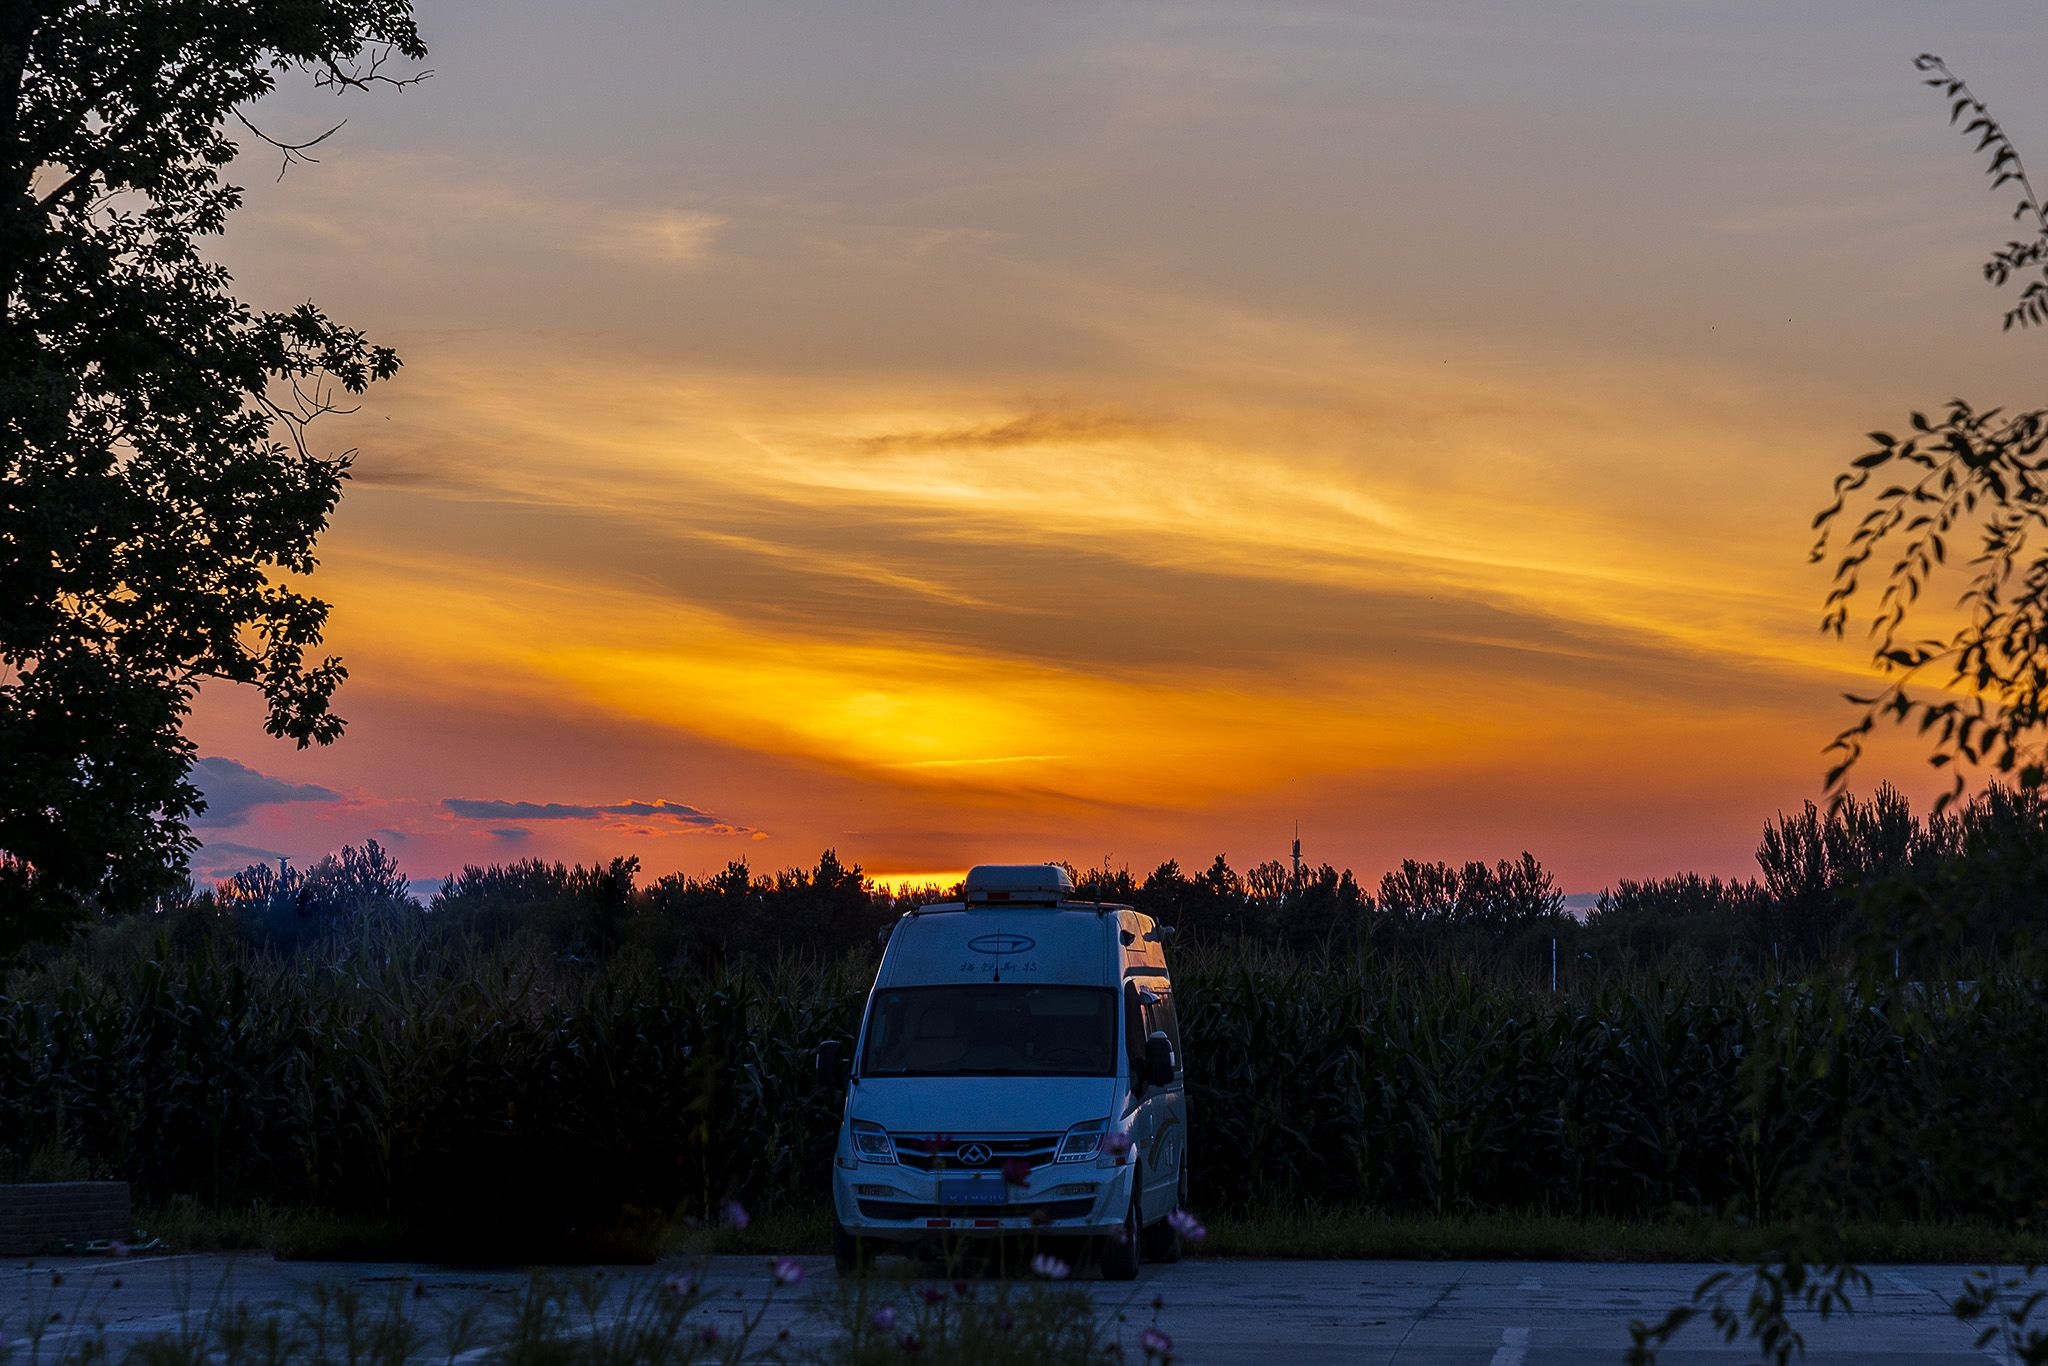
left=234, top=109, right=346, bottom=181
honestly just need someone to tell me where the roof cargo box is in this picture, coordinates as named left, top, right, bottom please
left=962, top=864, right=1074, bottom=905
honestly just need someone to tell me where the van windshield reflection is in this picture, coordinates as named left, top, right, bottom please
left=861, top=985, right=1116, bottom=1077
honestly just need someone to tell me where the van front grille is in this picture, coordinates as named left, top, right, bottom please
left=889, top=1132, right=1062, bottom=1173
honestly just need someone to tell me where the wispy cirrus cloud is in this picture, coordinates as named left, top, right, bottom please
left=856, top=409, right=1148, bottom=453
left=234, top=152, right=727, bottom=276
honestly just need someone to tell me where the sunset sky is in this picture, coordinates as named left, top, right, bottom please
left=183, top=2, right=2048, bottom=896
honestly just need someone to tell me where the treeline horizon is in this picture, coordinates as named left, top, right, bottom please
left=101, top=780, right=2048, bottom=976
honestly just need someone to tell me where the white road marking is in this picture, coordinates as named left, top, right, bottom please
left=1517, top=1277, right=1543, bottom=1292
left=1886, top=1273, right=1926, bottom=1296
left=1489, top=1325, right=1530, bottom=1366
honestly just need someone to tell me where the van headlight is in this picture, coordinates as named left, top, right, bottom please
left=850, top=1120, right=897, bottom=1164
left=1054, top=1117, right=1109, bottom=1163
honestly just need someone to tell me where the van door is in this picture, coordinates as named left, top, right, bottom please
left=1123, top=978, right=1185, bottom=1222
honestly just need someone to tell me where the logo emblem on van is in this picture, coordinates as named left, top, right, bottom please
left=956, top=1142, right=993, bottom=1167
left=966, top=932, right=1036, bottom=955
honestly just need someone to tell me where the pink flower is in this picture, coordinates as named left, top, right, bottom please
left=1166, top=1209, right=1206, bottom=1242
left=109, top=1241, right=130, bottom=1258
left=663, top=1272, right=698, bottom=1300
left=722, top=1199, right=750, bottom=1230
left=1001, top=1156, right=1032, bottom=1187
left=1030, top=1253, right=1069, bottom=1280
left=952, top=1280, right=972, bottom=1300
left=871, top=1304, right=897, bottom=1330
left=918, top=1284, right=947, bottom=1305
left=1103, top=1132, right=1133, bottom=1165
left=1140, top=1325, right=1174, bottom=1358
left=900, top=1331, right=924, bottom=1354
left=699, top=1326, right=721, bottom=1347
left=769, top=1255, right=804, bottom=1286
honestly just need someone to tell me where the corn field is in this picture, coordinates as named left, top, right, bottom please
left=1, top=937, right=2042, bottom=1242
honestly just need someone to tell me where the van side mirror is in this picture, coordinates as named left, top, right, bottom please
left=1143, top=1033, right=1174, bottom=1087
left=815, top=1039, right=848, bottom=1088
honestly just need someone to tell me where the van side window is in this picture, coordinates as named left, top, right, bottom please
left=1123, top=981, right=1146, bottom=1074
left=1141, top=990, right=1183, bottom=1078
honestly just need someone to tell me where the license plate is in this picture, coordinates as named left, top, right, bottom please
left=938, top=1178, right=1006, bottom=1206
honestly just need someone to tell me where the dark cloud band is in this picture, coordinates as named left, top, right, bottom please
left=193, top=757, right=341, bottom=828
left=442, top=796, right=753, bottom=835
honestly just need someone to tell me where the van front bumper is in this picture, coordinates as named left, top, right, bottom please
left=833, top=1163, right=1132, bottom=1242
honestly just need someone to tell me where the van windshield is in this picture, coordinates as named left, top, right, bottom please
left=861, top=985, right=1117, bottom=1078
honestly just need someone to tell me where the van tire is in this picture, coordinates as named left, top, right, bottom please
left=832, top=1219, right=872, bottom=1277
left=1141, top=1166, right=1188, bottom=1264
left=1099, top=1185, right=1142, bottom=1281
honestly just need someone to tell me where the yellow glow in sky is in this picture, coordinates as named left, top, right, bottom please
left=183, top=2, right=2048, bottom=893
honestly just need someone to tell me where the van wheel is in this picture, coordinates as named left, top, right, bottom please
left=1141, top=1166, right=1188, bottom=1264
left=832, top=1219, right=872, bottom=1278
left=1099, top=1186, right=1142, bottom=1281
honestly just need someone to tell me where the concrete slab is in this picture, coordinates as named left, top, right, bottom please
left=2, top=1254, right=2037, bottom=1363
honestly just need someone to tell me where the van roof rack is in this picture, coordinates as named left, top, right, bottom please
left=962, top=863, right=1073, bottom=906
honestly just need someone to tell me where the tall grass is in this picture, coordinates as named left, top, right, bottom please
left=2, top=932, right=2041, bottom=1248
left=0, top=934, right=866, bottom=1254
left=1176, top=948, right=2046, bottom=1224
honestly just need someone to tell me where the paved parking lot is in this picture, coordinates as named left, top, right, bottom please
left=4, top=1253, right=2038, bottom=1362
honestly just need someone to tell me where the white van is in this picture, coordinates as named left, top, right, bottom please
left=817, top=864, right=1189, bottom=1279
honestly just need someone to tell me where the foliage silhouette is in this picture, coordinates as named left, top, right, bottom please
left=1814, top=56, right=2048, bottom=811
left=85, top=778, right=2048, bottom=979
left=0, top=1, right=425, bottom=957
left=1632, top=54, right=2048, bottom=1366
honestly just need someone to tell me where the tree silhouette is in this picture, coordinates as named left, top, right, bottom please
left=0, top=2, right=425, bottom=953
